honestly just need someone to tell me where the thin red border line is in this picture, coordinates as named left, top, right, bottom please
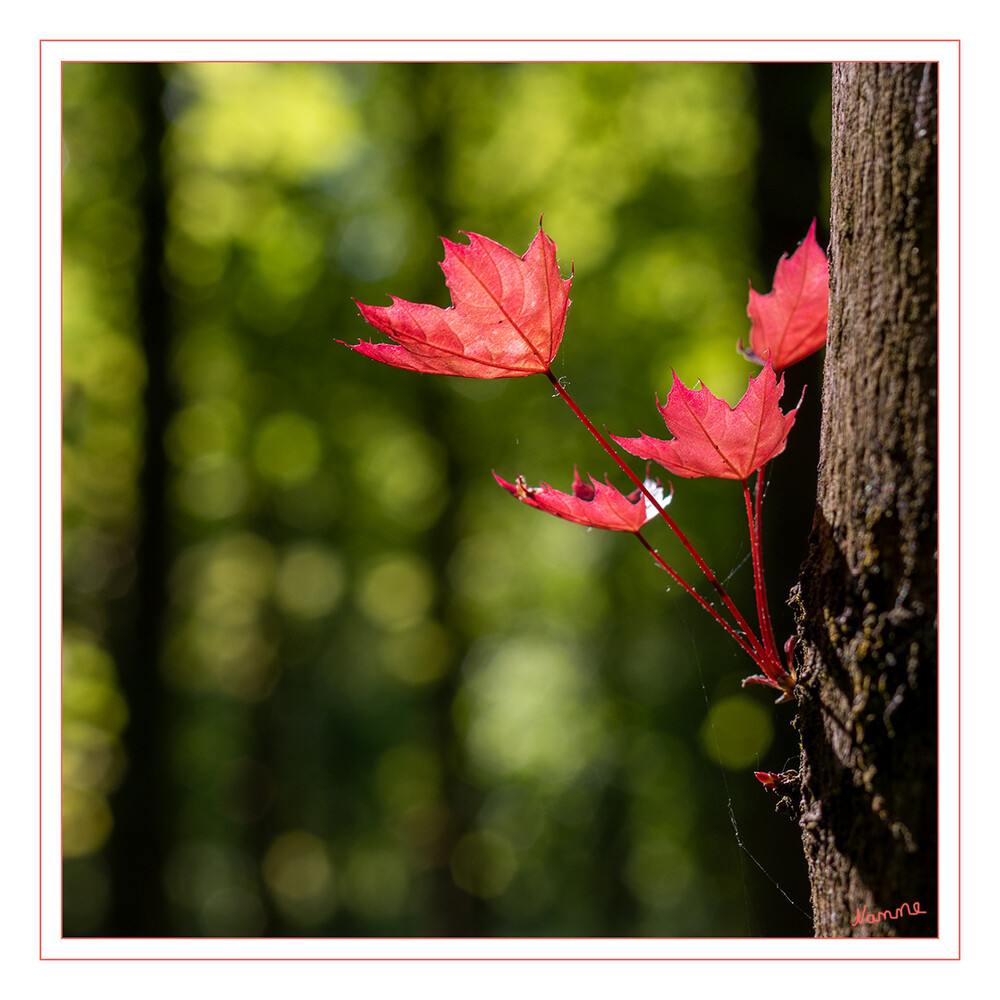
left=53, top=47, right=66, bottom=953
left=38, top=35, right=44, bottom=964
left=38, top=37, right=961, bottom=41
left=45, top=50, right=955, bottom=959
left=955, top=38, right=961, bottom=962
left=33, top=955, right=962, bottom=962
left=43, top=45, right=958, bottom=959
left=45, top=51, right=954, bottom=960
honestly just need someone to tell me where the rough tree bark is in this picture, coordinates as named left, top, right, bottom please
left=794, top=63, right=938, bottom=937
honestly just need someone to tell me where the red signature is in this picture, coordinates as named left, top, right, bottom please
left=852, top=901, right=927, bottom=927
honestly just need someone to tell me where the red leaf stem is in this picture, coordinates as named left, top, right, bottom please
left=546, top=369, right=767, bottom=662
left=634, top=532, right=760, bottom=661
left=743, top=476, right=782, bottom=679
left=753, top=470, right=779, bottom=658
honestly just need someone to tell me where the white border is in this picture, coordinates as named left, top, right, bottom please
left=39, top=38, right=960, bottom=965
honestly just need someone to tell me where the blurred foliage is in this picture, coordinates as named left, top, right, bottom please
left=62, top=61, right=829, bottom=937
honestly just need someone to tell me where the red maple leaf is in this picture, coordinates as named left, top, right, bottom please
left=612, top=363, right=802, bottom=481
left=740, top=220, right=829, bottom=371
left=343, top=226, right=571, bottom=378
left=494, top=467, right=671, bottom=533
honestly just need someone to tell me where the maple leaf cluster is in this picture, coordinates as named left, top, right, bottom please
left=344, top=222, right=829, bottom=698
left=345, top=221, right=826, bottom=497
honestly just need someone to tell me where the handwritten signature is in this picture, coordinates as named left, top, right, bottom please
left=852, top=901, right=927, bottom=927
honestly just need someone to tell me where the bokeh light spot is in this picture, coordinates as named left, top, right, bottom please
left=343, top=847, right=410, bottom=922
left=262, top=830, right=336, bottom=926
left=459, top=638, right=606, bottom=788
left=274, top=542, right=346, bottom=620
left=177, top=452, right=250, bottom=520
left=699, top=695, right=774, bottom=770
left=252, top=411, right=322, bottom=486
left=450, top=830, right=517, bottom=899
left=356, top=554, right=434, bottom=632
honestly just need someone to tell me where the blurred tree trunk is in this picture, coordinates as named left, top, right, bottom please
left=404, top=63, right=491, bottom=936
left=794, top=63, right=938, bottom=937
left=105, top=62, right=173, bottom=935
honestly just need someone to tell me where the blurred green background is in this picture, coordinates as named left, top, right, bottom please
left=62, top=61, right=830, bottom=937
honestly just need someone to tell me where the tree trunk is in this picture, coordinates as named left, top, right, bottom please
left=794, top=63, right=938, bottom=937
